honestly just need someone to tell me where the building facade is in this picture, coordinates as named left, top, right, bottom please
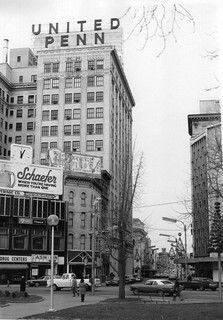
left=0, top=22, right=135, bottom=278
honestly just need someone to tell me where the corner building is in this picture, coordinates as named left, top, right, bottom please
left=0, top=26, right=135, bottom=277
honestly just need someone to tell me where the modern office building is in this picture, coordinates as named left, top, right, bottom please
left=187, top=100, right=222, bottom=278
left=0, top=22, right=135, bottom=278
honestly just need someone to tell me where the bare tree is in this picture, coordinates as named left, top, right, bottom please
left=120, top=3, right=195, bottom=57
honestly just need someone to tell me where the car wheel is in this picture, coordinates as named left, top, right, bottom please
left=35, top=282, right=40, bottom=287
left=53, top=284, right=58, bottom=291
left=200, top=286, right=205, bottom=291
left=133, top=289, right=139, bottom=295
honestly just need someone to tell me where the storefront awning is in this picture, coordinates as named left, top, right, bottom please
left=0, top=264, right=28, bottom=269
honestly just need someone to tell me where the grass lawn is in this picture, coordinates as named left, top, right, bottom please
left=0, top=294, right=43, bottom=307
left=22, top=298, right=223, bottom=320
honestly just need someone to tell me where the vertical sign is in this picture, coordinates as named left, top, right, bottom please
left=10, top=144, right=33, bottom=164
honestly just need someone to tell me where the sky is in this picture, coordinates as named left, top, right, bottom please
left=0, top=0, right=220, bottom=253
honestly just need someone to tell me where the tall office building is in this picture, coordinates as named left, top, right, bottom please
left=0, top=21, right=135, bottom=278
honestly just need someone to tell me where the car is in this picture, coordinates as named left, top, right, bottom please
left=94, top=278, right=102, bottom=287
left=105, top=278, right=119, bottom=286
left=125, top=275, right=137, bottom=284
left=27, top=275, right=57, bottom=287
left=47, top=273, right=92, bottom=291
left=178, top=277, right=218, bottom=291
left=130, top=279, right=175, bottom=296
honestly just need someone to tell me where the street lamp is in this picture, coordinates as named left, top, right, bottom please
left=47, top=214, right=59, bottom=312
left=92, top=197, right=101, bottom=295
left=162, top=217, right=188, bottom=278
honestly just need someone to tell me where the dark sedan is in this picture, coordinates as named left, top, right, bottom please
left=179, top=277, right=218, bottom=291
left=130, top=279, right=174, bottom=296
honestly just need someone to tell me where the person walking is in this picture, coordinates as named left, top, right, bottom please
left=71, top=274, right=78, bottom=297
left=173, top=278, right=183, bottom=301
left=79, top=278, right=86, bottom=302
left=20, top=276, right=26, bottom=293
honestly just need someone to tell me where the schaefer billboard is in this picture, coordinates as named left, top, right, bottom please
left=0, top=160, right=63, bottom=195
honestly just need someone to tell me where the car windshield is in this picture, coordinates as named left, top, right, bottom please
left=161, top=280, right=173, bottom=285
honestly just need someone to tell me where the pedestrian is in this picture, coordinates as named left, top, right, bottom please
left=173, top=278, right=183, bottom=301
left=20, top=276, right=26, bottom=292
left=79, top=278, right=86, bottom=302
left=71, top=274, right=78, bottom=297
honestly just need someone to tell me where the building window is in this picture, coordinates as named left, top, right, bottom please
left=50, top=126, right=58, bottom=136
left=74, top=59, right=81, bottom=71
left=64, top=125, right=72, bottom=135
left=96, top=91, right=103, bottom=102
left=27, top=122, right=34, bottom=130
left=64, top=141, right=71, bottom=152
left=88, top=60, right=95, bottom=70
left=15, top=136, right=22, bottom=144
left=0, top=228, right=9, bottom=249
left=87, top=124, right=94, bottom=135
left=87, top=76, right=95, bottom=87
left=8, top=137, right=12, bottom=142
left=81, top=192, right=86, bottom=206
left=51, top=94, right=59, bottom=104
left=81, top=212, right=86, bottom=228
left=96, top=75, right=104, bottom=86
left=96, top=107, right=103, bottom=118
left=66, top=61, right=73, bottom=72
left=43, top=94, right=50, bottom=105
left=17, top=96, right=23, bottom=104
left=73, top=141, right=80, bottom=152
left=19, top=75, right=23, bottom=83
left=96, top=59, right=104, bottom=69
left=65, top=77, right=73, bottom=88
left=32, top=230, right=47, bottom=250
left=16, top=109, right=23, bottom=118
left=44, top=63, right=51, bottom=73
left=68, top=212, right=74, bottom=227
left=42, top=110, right=49, bottom=121
left=28, top=109, right=35, bottom=118
left=31, top=75, right=37, bottom=83
left=17, top=56, right=21, bottom=62
left=13, top=229, right=29, bottom=250
left=68, top=234, right=73, bottom=249
left=10, top=97, right=14, bottom=104
left=74, top=77, right=81, bottom=87
left=42, top=126, right=49, bottom=136
left=69, top=191, right=74, bottom=205
left=80, top=235, right=86, bottom=250
left=64, top=109, right=72, bottom=120
left=73, top=125, right=80, bottom=135
left=52, top=78, right=59, bottom=88
left=41, top=142, right=49, bottom=153
left=86, top=140, right=94, bottom=151
left=74, top=93, right=81, bottom=103
left=95, top=140, right=103, bottom=151
left=28, top=95, right=35, bottom=104
left=65, top=93, right=72, bottom=104
left=73, top=109, right=81, bottom=119
left=87, top=92, right=94, bottom=102
left=26, top=135, right=33, bottom=144
left=43, top=79, right=51, bottom=89
left=52, top=62, right=59, bottom=73
left=16, top=123, right=22, bottom=131
left=87, top=108, right=94, bottom=119
left=51, top=110, right=58, bottom=120
left=95, top=123, right=103, bottom=134
left=50, top=142, right=57, bottom=149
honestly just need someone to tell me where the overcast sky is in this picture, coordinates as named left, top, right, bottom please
left=0, top=0, right=220, bottom=252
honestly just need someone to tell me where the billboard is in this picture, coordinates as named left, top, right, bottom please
left=0, top=160, right=63, bottom=195
left=48, top=149, right=101, bottom=177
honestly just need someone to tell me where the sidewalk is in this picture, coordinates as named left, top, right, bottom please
left=0, top=291, right=112, bottom=320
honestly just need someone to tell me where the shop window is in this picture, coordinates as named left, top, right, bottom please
left=32, top=230, right=47, bottom=250
left=0, top=228, right=9, bottom=249
left=12, top=229, right=29, bottom=250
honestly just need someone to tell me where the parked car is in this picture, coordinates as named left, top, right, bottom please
left=125, top=275, right=137, bottom=284
left=130, top=279, right=175, bottom=296
left=94, top=278, right=102, bottom=287
left=178, top=277, right=218, bottom=291
left=105, top=278, right=119, bottom=286
left=27, top=275, right=60, bottom=287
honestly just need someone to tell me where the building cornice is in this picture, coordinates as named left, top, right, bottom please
left=187, top=113, right=221, bottom=136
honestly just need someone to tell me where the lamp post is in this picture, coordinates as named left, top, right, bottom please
left=91, top=197, right=101, bottom=295
left=47, top=214, right=59, bottom=312
left=162, top=217, right=188, bottom=278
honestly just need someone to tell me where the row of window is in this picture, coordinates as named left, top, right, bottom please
left=43, top=75, right=103, bottom=89
left=9, top=108, right=35, bottom=118
left=42, top=91, right=104, bottom=105
left=68, top=233, right=98, bottom=251
left=12, top=135, right=34, bottom=145
left=41, top=124, right=103, bottom=137
left=0, top=228, right=64, bottom=251
left=44, top=59, right=104, bottom=74
left=41, top=139, right=103, bottom=153
left=13, top=122, right=35, bottom=131
left=10, top=95, right=36, bottom=105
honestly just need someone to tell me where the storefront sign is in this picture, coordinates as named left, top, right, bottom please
left=0, top=160, right=63, bottom=195
left=19, top=218, right=33, bottom=225
left=31, top=254, right=58, bottom=263
left=33, top=219, right=46, bottom=225
left=10, top=144, right=33, bottom=164
left=48, top=149, right=101, bottom=176
left=0, top=255, right=32, bottom=263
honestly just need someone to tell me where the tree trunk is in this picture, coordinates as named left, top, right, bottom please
left=118, top=224, right=126, bottom=299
